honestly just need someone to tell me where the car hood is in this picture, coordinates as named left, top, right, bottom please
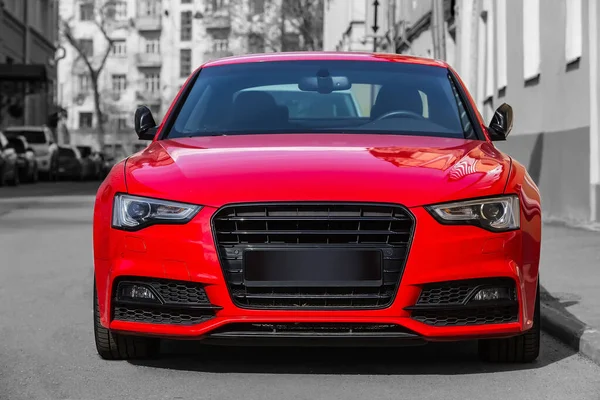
left=124, top=134, right=511, bottom=208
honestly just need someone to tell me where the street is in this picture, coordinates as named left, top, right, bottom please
left=1, top=183, right=599, bottom=400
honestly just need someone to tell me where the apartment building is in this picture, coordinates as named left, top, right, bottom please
left=58, top=0, right=164, bottom=149
left=323, top=0, right=600, bottom=224
left=0, top=0, right=60, bottom=129
left=59, top=0, right=268, bottom=151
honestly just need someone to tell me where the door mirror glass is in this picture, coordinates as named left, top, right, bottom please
left=134, top=106, right=158, bottom=140
left=487, top=103, right=513, bottom=141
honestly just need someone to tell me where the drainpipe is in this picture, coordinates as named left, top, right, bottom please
left=590, top=0, right=600, bottom=222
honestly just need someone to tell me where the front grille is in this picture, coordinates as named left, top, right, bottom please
left=114, top=306, right=213, bottom=325
left=417, top=278, right=517, bottom=305
left=411, top=305, right=519, bottom=326
left=212, top=203, right=414, bottom=310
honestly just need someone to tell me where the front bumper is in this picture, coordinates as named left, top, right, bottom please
left=95, top=205, right=539, bottom=342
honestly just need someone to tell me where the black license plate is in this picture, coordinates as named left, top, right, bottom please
left=243, top=249, right=383, bottom=287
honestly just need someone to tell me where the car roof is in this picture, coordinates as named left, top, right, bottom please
left=201, top=51, right=449, bottom=69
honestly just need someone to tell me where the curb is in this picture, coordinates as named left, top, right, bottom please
left=541, top=297, right=600, bottom=366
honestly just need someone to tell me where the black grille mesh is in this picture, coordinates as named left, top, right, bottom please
left=146, top=280, right=210, bottom=305
left=114, top=306, right=213, bottom=325
left=411, top=305, right=519, bottom=326
left=112, top=278, right=215, bottom=326
left=417, top=279, right=517, bottom=305
left=212, top=203, right=414, bottom=309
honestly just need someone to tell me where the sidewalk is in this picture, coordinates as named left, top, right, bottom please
left=540, top=223, right=600, bottom=365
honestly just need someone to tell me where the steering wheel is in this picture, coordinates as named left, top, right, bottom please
left=373, top=110, right=424, bottom=121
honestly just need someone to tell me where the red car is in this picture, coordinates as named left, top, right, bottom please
left=93, top=52, right=541, bottom=363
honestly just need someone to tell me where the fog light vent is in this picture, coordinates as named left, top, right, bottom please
left=117, top=283, right=159, bottom=302
left=472, top=287, right=514, bottom=302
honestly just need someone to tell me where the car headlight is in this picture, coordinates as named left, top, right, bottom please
left=112, top=194, right=202, bottom=231
left=425, top=195, right=520, bottom=232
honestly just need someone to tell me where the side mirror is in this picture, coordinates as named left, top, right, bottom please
left=487, top=103, right=513, bottom=141
left=134, top=106, right=158, bottom=140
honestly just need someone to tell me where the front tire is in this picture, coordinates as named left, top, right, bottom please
left=93, top=282, right=160, bottom=360
left=478, top=281, right=541, bottom=363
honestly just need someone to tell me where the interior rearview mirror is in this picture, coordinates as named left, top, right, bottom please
left=487, top=103, right=513, bottom=141
left=134, top=106, right=158, bottom=140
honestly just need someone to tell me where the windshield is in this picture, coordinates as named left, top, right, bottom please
left=4, top=130, right=47, bottom=144
left=166, top=60, right=475, bottom=139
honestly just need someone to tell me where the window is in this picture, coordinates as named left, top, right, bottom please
left=144, top=37, right=160, bottom=53
left=138, top=0, right=159, bottom=17
left=181, top=11, right=192, bottom=41
left=117, top=117, right=128, bottom=131
left=213, top=39, right=229, bottom=51
left=114, top=1, right=128, bottom=20
left=206, top=0, right=225, bottom=12
left=248, top=33, right=265, bottom=54
left=112, top=39, right=127, bottom=56
left=283, top=33, right=301, bottom=51
left=78, top=39, right=94, bottom=57
left=180, top=49, right=192, bottom=77
left=523, top=0, right=540, bottom=81
left=166, top=60, right=474, bottom=140
left=77, top=74, right=91, bottom=92
left=250, top=0, right=265, bottom=14
left=112, top=74, right=127, bottom=92
left=565, top=0, right=583, bottom=64
left=496, top=0, right=507, bottom=90
left=80, top=3, right=94, bottom=21
left=79, top=112, right=93, bottom=129
left=144, top=73, right=161, bottom=93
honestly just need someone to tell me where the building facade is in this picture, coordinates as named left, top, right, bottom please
left=0, top=0, right=60, bottom=131
left=323, top=0, right=600, bottom=225
left=59, top=0, right=284, bottom=152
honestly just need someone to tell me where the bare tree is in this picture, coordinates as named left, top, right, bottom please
left=61, top=0, right=120, bottom=146
left=281, top=0, right=324, bottom=51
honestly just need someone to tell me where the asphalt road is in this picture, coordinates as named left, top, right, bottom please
left=1, top=183, right=599, bottom=400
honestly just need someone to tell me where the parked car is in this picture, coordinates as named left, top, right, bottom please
left=132, top=142, right=150, bottom=153
left=57, top=146, right=84, bottom=181
left=2, top=126, right=59, bottom=181
left=7, top=136, right=38, bottom=183
left=101, top=143, right=129, bottom=176
left=77, top=145, right=103, bottom=180
left=0, top=131, right=19, bottom=186
left=92, top=52, right=541, bottom=363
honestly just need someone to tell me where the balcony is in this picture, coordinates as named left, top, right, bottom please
left=136, top=15, right=162, bottom=31
left=203, top=50, right=234, bottom=62
left=204, top=9, right=231, bottom=31
left=135, top=91, right=161, bottom=106
left=135, top=53, right=162, bottom=68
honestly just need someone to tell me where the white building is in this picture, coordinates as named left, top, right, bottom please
left=324, top=0, right=600, bottom=225
left=58, top=0, right=239, bottom=152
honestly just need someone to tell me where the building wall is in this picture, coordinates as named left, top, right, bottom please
left=323, top=0, right=372, bottom=52
left=458, top=0, right=593, bottom=223
left=0, top=0, right=58, bottom=129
